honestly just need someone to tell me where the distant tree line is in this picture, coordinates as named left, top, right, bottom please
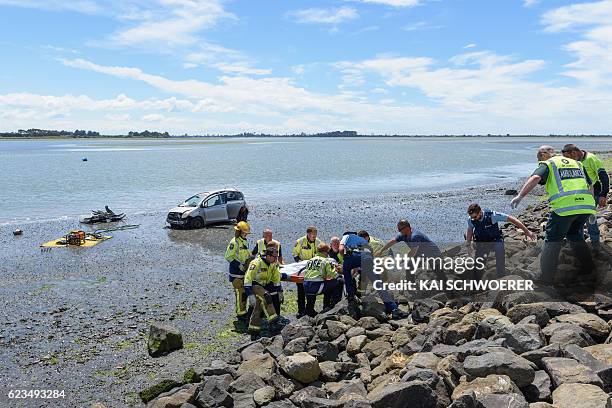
left=0, top=129, right=100, bottom=138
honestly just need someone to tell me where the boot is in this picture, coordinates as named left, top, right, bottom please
left=233, top=317, right=249, bottom=333
left=391, top=308, right=409, bottom=320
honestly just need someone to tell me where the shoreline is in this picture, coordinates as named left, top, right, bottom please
left=0, top=180, right=533, bottom=407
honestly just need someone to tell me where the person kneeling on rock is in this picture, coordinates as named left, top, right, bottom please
left=244, top=247, right=284, bottom=340
left=303, top=244, right=343, bottom=317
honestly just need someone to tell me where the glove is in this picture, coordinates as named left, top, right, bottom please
left=278, top=291, right=284, bottom=303
left=248, top=295, right=256, bottom=307
left=510, top=196, right=522, bottom=209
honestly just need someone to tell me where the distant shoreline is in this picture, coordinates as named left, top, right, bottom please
left=3, top=134, right=612, bottom=140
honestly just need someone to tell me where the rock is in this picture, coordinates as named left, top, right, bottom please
left=265, top=335, right=285, bottom=358
left=148, top=384, right=199, bottom=408
left=452, top=374, right=521, bottom=400
left=232, top=392, right=256, bottom=408
left=362, top=339, right=392, bottom=360
left=401, top=368, right=440, bottom=388
left=529, top=403, right=555, bottom=408
left=198, top=360, right=237, bottom=378
left=284, top=337, right=308, bottom=355
left=253, top=386, right=275, bottom=406
left=346, top=326, right=366, bottom=338
left=330, top=380, right=368, bottom=401
left=554, top=313, right=610, bottom=341
left=551, top=383, right=612, bottom=408
left=289, top=386, right=327, bottom=405
left=147, top=323, right=183, bottom=357
left=507, top=304, right=551, bottom=328
left=360, top=294, right=389, bottom=322
left=407, top=353, right=441, bottom=371
left=196, top=377, right=233, bottom=408
left=585, top=343, right=612, bottom=365
left=369, top=381, right=438, bottom=408
left=543, top=323, right=595, bottom=347
left=267, top=373, right=296, bottom=399
left=463, top=351, right=536, bottom=388
left=475, top=315, right=514, bottom=339
left=241, top=342, right=265, bottom=361
left=521, top=344, right=561, bottom=369
left=315, top=341, right=339, bottom=362
left=537, top=302, right=586, bottom=317
left=448, top=392, right=484, bottom=408
left=229, top=372, right=266, bottom=394
left=319, top=361, right=341, bottom=382
left=139, top=379, right=181, bottom=403
left=281, top=324, right=315, bottom=344
left=505, top=189, right=518, bottom=196
left=266, top=401, right=297, bottom=408
left=326, top=320, right=349, bottom=340
left=279, top=352, right=321, bottom=384
left=347, top=335, right=368, bottom=355
left=520, top=370, right=551, bottom=403
left=358, top=317, right=381, bottom=330
left=411, top=299, right=444, bottom=323
left=237, top=353, right=277, bottom=380
left=541, top=357, right=603, bottom=388
left=445, top=321, right=477, bottom=344
left=477, top=393, right=528, bottom=408
left=492, top=324, right=546, bottom=354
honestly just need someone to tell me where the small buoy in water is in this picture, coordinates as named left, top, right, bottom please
left=82, top=157, right=88, bottom=162
left=13, top=229, right=23, bottom=236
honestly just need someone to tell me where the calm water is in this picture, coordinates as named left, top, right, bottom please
left=1, top=137, right=610, bottom=224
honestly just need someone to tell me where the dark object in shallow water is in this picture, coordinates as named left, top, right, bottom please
left=82, top=157, right=88, bottom=161
left=80, top=207, right=126, bottom=224
left=505, top=189, right=518, bottom=196
left=13, top=229, right=23, bottom=236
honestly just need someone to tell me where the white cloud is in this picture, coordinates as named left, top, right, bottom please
left=213, top=63, right=271, bottom=76
left=463, top=43, right=477, bottom=49
left=523, top=0, right=539, bottom=7
left=402, top=21, right=443, bottom=31
left=288, top=7, right=358, bottom=25
left=141, top=113, right=165, bottom=121
left=346, top=0, right=420, bottom=7
left=0, top=0, right=102, bottom=14
left=542, top=0, right=612, bottom=87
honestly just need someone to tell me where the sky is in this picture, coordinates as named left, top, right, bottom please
left=0, top=0, right=612, bottom=135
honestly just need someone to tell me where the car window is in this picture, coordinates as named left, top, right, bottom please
left=204, top=194, right=225, bottom=207
left=226, top=192, right=236, bottom=201
left=181, top=194, right=201, bottom=207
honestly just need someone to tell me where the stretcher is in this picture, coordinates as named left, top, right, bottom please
left=280, top=260, right=309, bottom=283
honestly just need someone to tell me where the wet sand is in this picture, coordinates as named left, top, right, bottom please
left=0, top=181, right=535, bottom=407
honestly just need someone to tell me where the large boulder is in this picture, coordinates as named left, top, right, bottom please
left=551, top=383, right=612, bottom=408
left=279, top=352, right=321, bottom=384
left=452, top=374, right=521, bottom=400
left=347, top=335, right=368, bottom=355
left=147, top=383, right=199, bottom=408
left=368, top=381, right=437, bottom=408
left=520, top=370, right=551, bottom=403
left=463, top=351, right=536, bottom=388
left=196, top=377, right=233, bottom=408
left=506, top=304, right=551, bottom=328
left=477, top=393, right=528, bottom=408
left=147, top=323, right=183, bottom=357
left=553, top=313, right=610, bottom=341
left=542, top=323, right=595, bottom=347
left=236, top=353, right=277, bottom=380
left=492, top=324, right=546, bottom=354
left=584, top=343, right=612, bottom=365
left=541, top=357, right=603, bottom=388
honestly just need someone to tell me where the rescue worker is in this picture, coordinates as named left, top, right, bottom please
left=340, top=231, right=407, bottom=319
left=244, top=247, right=283, bottom=340
left=292, top=226, right=321, bottom=318
left=224, top=221, right=252, bottom=331
left=561, top=144, right=609, bottom=249
left=465, top=203, right=536, bottom=278
left=252, top=228, right=284, bottom=264
left=357, top=230, right=387, bottom=257
left=303, top=244, right=343, bottom=317
left=511, top=145, right=596, bottom=286
left=329, top=236, right=344, bottom=264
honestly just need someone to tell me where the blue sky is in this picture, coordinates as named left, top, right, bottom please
left=1, top=0, right=611, bottom=134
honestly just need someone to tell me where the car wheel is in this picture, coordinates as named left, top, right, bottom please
left=188, top=217, right=205, bottom=229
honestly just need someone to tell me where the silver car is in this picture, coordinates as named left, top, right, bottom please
left=166, top=188, right=247, bottom=229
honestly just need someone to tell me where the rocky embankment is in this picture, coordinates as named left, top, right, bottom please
left=126, top=183, right=612, bottom=408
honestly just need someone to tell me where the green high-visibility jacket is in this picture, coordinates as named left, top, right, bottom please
left=540, top=156, right=596, bottom=216
left=225, top=236, right=250, bottom=264
left=303, top=256, right=337, bottom=281
left=256, top=238, right=281, bottom=257
left=581, top=151, right=604, bottom=185
left=292, top=236, right=321, bottom=261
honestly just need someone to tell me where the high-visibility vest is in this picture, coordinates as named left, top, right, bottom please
left=292, top=236, right=321, bottom=261
left=224, top=236, right=250, bottom=264
left=541, top=156, right=596, bottom=216
left=256, top=238, right=281, bottom=257
left=368, top=236, right=386, bottom=257
left=304, top=256, right=337, bottom=281
left=581, top=151, right=604, bottom=185
left=244, top=257, right=281, bottom=287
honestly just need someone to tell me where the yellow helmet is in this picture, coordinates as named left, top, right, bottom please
left=235, top=221, right=251, bottom=234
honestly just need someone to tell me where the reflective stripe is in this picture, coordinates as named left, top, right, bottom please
left=229, top=273, right=245, bottom=278
left=555, top=204, right=597, bottom=214
left=305, top=277, right=325, bottom=282
left=548, top=189, right=592, bottom=202
left=549, top=159, right=564, bottom=192
left=257, top=295, right=271, bottom=318
left=267, top=314, right=278, bottom=322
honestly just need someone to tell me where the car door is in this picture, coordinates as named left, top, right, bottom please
left=225, top=191, right=244, bottom=219
left=202, top=193, right=228, bottom=222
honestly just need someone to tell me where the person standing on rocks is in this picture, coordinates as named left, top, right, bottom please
left=511, top=145, right=597, bottom=286
left=466, top=203, right=536, bottom=279
left=303, top=243, right=343, bottom=317
left=244, top=246, right=284, bottom=340
left=224, top=221, right=252, bottom=332
left=291, top=226, right=321, bottom=318
left=561, top=144, right=609, bottom=250
left=252, top=228, right=284, bottom=264
left=341, top=231, right=407, bottom=319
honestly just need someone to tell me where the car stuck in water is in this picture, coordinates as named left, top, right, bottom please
left=166, top=188, right=247, bottom=229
